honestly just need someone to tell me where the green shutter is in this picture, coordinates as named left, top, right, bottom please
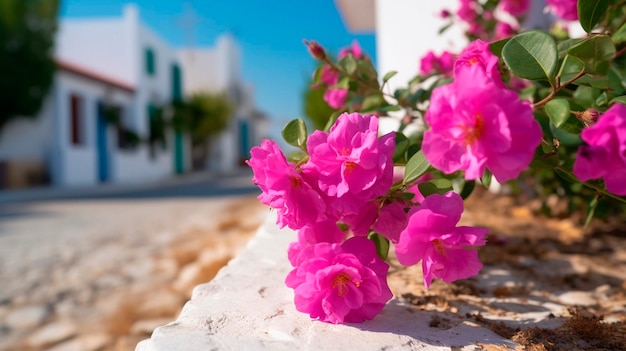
left=171, top=63, right=182, bottom=101
left=145, top=48, right=155, bottom=75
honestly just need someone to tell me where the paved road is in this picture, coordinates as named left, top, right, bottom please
left=0, top=172, right=267, bottom=350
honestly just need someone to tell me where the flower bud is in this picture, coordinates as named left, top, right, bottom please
left=578, top=108, right=600, bottom=127
left=304, top=40, right=326, bottom=61
left=439, top=9, right=451, bottom=18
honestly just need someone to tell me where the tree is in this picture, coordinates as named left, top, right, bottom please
left=0, top=0, right=59, bottom=131
left=172, top=92, right=233, bottom=170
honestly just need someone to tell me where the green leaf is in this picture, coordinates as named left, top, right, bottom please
left=557, top=55, right=585, bottom=82
left=573, top=74, right=610, bottom=89
left=544, top=98, right=571, bottom=127
left=584, top=195, right=599, bottom=227
left=361, top=94, right=385, bottom=112
left=502, top=30, right=558, bottom=81
left=323, top=111, right=342, bottom=132
left=613, top=22, right=626, bottom=44
left=404, top=150, right=430, bottom=185
left=568, top=36, right=616, bottom=75
left=550, top=122, right=582, bottom=146
left=578, top=0, right=610, bottom=33
left=481, top=169, right=493, bottom=188
left=368, top=233, right=390, bottom=260
left=376, top=105, right=402, bottom=112
left=595, top=92, right=608, bottom=106
left=489, top=37, right=510, bottom=58
left=282, top=119, right=308, bottom=148
left=338, top=54, right=357, bottom=75
left=393, top=132, right=409, bottom=163
left=459, top=180, right=476, bottom=200
left=418, top=179, right=453, bottom=197
left=555, top=168, right=580, bottom=184
left=382, top=71, right=397, bottom=83
left=573, top=85, right=601, bottom=108
left=610, top=95, right=626, bottom=105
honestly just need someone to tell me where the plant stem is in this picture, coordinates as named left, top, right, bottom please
left=555, top=166, right=626, bottom=204
left=532, top=70, right=587, bottom=109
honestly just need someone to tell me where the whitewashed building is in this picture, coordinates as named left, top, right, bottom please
left=0, top=4, right=190, bottom=188
left=178, top=34, right=269, bottom=173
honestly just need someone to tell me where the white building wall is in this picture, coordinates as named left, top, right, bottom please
left=56, top=16, right=135, bottom=87
left=375, top=0, right=466, bottom=92
left=53, top=73, right=101, bottom=187
left=178, top=49, right=219, bottom=94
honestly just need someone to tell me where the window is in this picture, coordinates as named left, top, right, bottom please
left=69, top=94, right=84, bottom=146
left=145, top=47, right=156, bottom=75
left=171, top=63, right=182, bottom=101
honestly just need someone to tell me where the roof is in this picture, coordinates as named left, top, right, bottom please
left=56, top=60, right=135, bottom=93
left=334, top=0, right=376, bottom=33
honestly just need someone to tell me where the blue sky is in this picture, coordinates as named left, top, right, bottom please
left=60, top=0, right=376, bottom=130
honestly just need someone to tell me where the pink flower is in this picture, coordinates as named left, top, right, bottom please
left=395, top=192, right=488, bottom=288
left=419, top=51, right=438, bottom=76
left=372, top=201, right=409, bottom=243
left=247, top=139, right=327, bottom=229
left=318, top=65, right=339, bottom=86
left=546, top=0, right=578, bottom=21
left=457, top=0, right=477, bottom=22
left=339, top=40, right=364, bottom=59
left=407, top=173, right=434, bottom=204
left=438, top=51, right=456, bottom=76
left=573, top=104, right=626, bottom=196
left=288, top=220, right=346, bottom=267
left=420, top=51, right=456, bottom=77
left=323, top=88, right=348, bottom=109
left=454, top=39, right=501, bottom=84
left=495, top=21, right=517, bottom=40
left=499, top=0, right=530, bottom=17
left=285, top=237, right=393, bottom=324
left=423, top=63, right=542, bottom=182
left=306, top=112, right=395, bottom=200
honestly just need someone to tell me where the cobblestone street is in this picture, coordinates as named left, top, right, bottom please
left=0, top=194, right=266, bottom=350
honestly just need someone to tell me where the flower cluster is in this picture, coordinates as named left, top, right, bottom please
left=574, top=104, right=626, bottom=196
left=423, top=40, right=542, bottom=183
left=450, top=0, right=527, bottom=40
left=249, top=0, right=626, bottom=326
left=249, top=112, right=488, bottom=323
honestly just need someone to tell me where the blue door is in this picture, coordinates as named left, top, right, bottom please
left=239, top=121, right=250, bottom=160
left=96, top=102, right=109, bottom=182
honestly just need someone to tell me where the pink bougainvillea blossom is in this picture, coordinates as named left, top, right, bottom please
left=372, top=201, right=409, bottom=243
left=573, top=104, right=626, bottom=196
left=247, top=139, right=326, bottom=229
left=545, top=0, right=578, bottom=21
left=499, top=0, right=530, bottom=17
left=318, top=65, right=339, bottom=87
left=495, top=21, right=517, bottom=40
left=323, top=88, right=348, bottom=109
left=339, top=40, right=364, bottom=59
left=285, top=237, right=392, bottom=324
left=419, top=51, right=439, bottom=76
left=395, top=192, right=488, bottom=288
left=457, top=0, right=478, bottom=22
left=423, top=62, right=541, bottom=182
left=420, top=51, right=456, bottom=77
left=306, top=112, right=395, bottom=201
left=454, top=39, right=502, bottom=84
left=287, top=220, right=346, bottom=267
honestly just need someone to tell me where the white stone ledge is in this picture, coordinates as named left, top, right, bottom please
left=136, top=214, right=515, bottom=351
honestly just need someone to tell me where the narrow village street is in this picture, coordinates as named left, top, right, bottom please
left=0, top=172, right=267, bottom=351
